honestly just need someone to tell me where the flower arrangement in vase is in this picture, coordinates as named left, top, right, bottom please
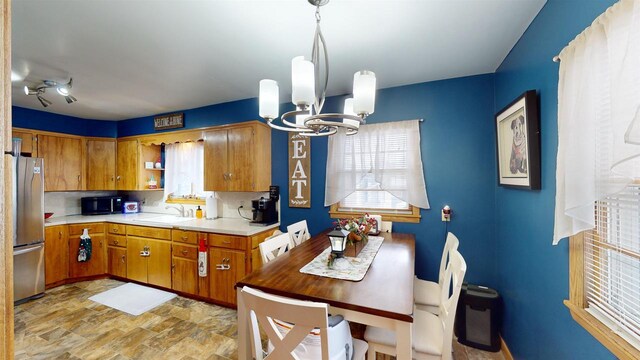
left=334, top=214, right=378, bottom=257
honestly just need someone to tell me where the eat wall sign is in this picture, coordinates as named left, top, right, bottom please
left=288, top=133, right=310, bottom=208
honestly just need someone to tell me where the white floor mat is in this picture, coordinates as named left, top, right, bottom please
left=88, top=283, right=177, bottom=316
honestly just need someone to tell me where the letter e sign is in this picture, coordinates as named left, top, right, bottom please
left=288, top=133, right=311, bottom=208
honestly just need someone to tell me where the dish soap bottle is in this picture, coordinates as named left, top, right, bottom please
left=195, top=206, right=203, bottom=219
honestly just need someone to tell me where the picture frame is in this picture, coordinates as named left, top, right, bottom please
left=495, top=90, right=540, bottom=189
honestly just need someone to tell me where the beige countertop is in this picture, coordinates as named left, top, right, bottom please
left=45, top=213, right=280, bottom=237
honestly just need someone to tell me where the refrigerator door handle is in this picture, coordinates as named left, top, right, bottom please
left=14, top=244, right=43, bottom=256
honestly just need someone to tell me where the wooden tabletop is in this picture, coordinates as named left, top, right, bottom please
left=236, top=230, right=415, bottom=323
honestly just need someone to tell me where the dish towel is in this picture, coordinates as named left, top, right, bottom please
left=78, top=228, right=92, bottom=262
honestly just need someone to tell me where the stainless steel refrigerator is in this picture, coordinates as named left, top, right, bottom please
left=12, top=152, right=45, bottom=303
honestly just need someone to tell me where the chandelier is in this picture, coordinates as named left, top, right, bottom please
left=258, top=0, right=376, bottom=137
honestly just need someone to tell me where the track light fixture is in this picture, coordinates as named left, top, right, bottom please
left=23, top=78, right=77, bottom=107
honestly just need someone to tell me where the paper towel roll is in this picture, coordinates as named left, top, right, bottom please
left=205, top=194, right=218, bottom=219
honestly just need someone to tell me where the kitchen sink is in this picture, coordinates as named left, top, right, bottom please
left=134, top=215, right=194, bottom=224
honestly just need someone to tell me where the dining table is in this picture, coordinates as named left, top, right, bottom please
left=235, top=229, right=416, bottom=359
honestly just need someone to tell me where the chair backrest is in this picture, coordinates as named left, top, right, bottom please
left=438, top=232, right=460, bottom=286
left=259, top=233, right=291, bottom=265
left=438, top=249, right=467, bottom=359
left=287, top=220, right=310, bottom=249
left=240, top=286, right=331, bottom=360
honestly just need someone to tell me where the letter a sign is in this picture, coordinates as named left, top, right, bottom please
left=288, top=133, right=311, bottom=208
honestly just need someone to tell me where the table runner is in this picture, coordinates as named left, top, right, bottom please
left=299, top=236, right=384, bottom=281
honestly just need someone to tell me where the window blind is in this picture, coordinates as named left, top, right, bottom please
left=584, top=185, right=640, bottom=348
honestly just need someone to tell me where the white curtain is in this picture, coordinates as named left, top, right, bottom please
left=164, top=142, right=205, bottom=199
left=325, top=119, right=430, bottom=209
left=554, top=0, right=640, bottom=244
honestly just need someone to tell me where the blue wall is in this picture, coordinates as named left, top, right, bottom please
left=494, top=0, right=616, bottom=358
left=12, top=106, right=117, bottom=137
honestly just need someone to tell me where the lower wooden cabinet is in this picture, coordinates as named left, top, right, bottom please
left=127, top=236, right=172, bottom=288
left=209, top=248, right=245, bottom=305
left=108, top=247, right=127, bottom=278
left=44, top=225, right=68, bottom=285
left=172, top=257, right=198, bottom=294
left=68, top=223, right=106, bottom=278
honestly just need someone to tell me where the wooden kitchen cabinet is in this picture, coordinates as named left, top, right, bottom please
left=38, top=134, right=83, bottom=191
left=209, top=247, right=245, bottom=305
left=44, top=225, right=68, bottom=286
left=86, top=138, right=116, bottom=190
left=68, top=223, right=106, bottom=278
left=126, top=225, right=172, bottom=288
left=108, top=247, right=127, bottom=278
left=204, top=122, right=271, bottom=192
left=116, top=139, right=138, bottom=190
left=12, top=129, right=37, bottom=156
left=172, top=230, right=207, bottom=297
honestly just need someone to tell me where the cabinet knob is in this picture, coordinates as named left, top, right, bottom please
left=111, top=176, right=115, bottom=181
left=181, top=236, right=188, bottom=241
left=121, top=255, right=125, bottom=263
left=171, top=264, right=176, bottom=271
left=77, top=175, right=81, bottom=183
left=181, top=250, right=189, bottom=255
left=114, top=240, right=119, bottom=245
left=58, top=231, right=62, bottom=240
left=117, top=175, right=121, bottom=181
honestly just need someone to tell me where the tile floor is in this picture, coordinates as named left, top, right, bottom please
left=14, top=279, right=505, bottom=359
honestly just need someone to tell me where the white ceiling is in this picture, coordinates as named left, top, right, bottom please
left=11, top=0, right=546, bottom=121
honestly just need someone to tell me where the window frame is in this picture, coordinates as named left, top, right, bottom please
left=329, top=202, right=421, bottom=223
left=567, top=232, right=640, bottom=359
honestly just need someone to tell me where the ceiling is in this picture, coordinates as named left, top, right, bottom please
left=11, top=0, right=546, bottom=121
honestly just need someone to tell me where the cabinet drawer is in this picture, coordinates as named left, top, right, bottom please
left=172, top=230, right=198, bottom=245
left=209, top=234, right=247, bottom=251
left=68, top=223, right=105, bottom=236
left=107, top=234, right=127, bottom=248
left=108, top=223, right=126, bottom=235
left=127, top=225, right=171, bottom=240
left=173, top=244, right=198, bottom=260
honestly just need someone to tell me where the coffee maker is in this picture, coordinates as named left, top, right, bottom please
left=251, top=186, right=279, bottom=226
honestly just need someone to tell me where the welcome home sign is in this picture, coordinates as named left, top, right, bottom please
left=288, top=133, right=311, bottom=208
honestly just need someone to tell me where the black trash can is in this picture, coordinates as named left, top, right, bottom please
left=454, top=283, right=501, bottom=352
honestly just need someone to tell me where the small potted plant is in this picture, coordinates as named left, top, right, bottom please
left=334, top=214, right=378, bottom=257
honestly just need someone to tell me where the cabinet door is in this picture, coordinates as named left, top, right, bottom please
left=68, top=233, right=106, bottom=278
left=108, top=247, right=127, bottom=278
left=38, top=135, right=83, bottom=191
left=172, top=257, right=198, bottom=295
left=203, top=129, right=229, bottom=191
left=227, top=126, right=255, bottom=191
left=44, top=225, right=68, bottom=285
left=12, top=130, right=36, bottom=156
left=126, top=236, right=148, bottom=283
left=147, top=239, right=172, bottom=288
left=116, top=139, right=138, bottom=190
left=86, top=139, right=116, bottom=190
left=209, top=248, right=245, bottom=305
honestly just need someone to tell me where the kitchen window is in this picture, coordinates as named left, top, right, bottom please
left=326, top=120, right=428, bottom=223
left=164, top=141, right=205, bottom=204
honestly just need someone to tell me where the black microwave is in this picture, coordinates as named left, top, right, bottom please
left=81, top=196, right=123, bottom=215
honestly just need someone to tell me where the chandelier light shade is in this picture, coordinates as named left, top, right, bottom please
left=258, top=0, right=377, bottom=137
left=259, top=79, right=279, bottom=119
left=23, top=77, right=78, bottom=107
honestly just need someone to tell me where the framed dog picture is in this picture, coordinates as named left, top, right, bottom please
left=495, top=90, right=540, bottom=189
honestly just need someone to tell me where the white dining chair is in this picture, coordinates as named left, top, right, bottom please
left=259, top=232, right=291, bottom=265
left=414, top=232, right=460, bottom=314
left=364, top=250, right=467, bottom=360
left=287, top=220, right=311, bottom=249
left=240, top=286, right=368, bottom=360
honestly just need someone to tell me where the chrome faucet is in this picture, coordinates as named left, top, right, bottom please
left=185, top=209, right=195, bottom=218
left=165, top=204, right=185, bottom=217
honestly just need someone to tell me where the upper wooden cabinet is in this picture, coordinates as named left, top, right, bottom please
left=116, top=139, right=138, bottom=190
left=86, top=138, right=116, bottom=191
left=204, top=122, right=271, bottom=192
left=12, top=130, right=37, bottom=156
left=38, top=134, right=84, bottom=191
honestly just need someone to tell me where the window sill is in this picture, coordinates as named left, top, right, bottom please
left=329, top=204, right=421, bottom=223
left=165, top=198, right=205, bottom=205
left=564, top=300, right=640, bottom=359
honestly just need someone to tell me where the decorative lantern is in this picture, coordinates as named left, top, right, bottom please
left=328, top=227, right=349, bottom=258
